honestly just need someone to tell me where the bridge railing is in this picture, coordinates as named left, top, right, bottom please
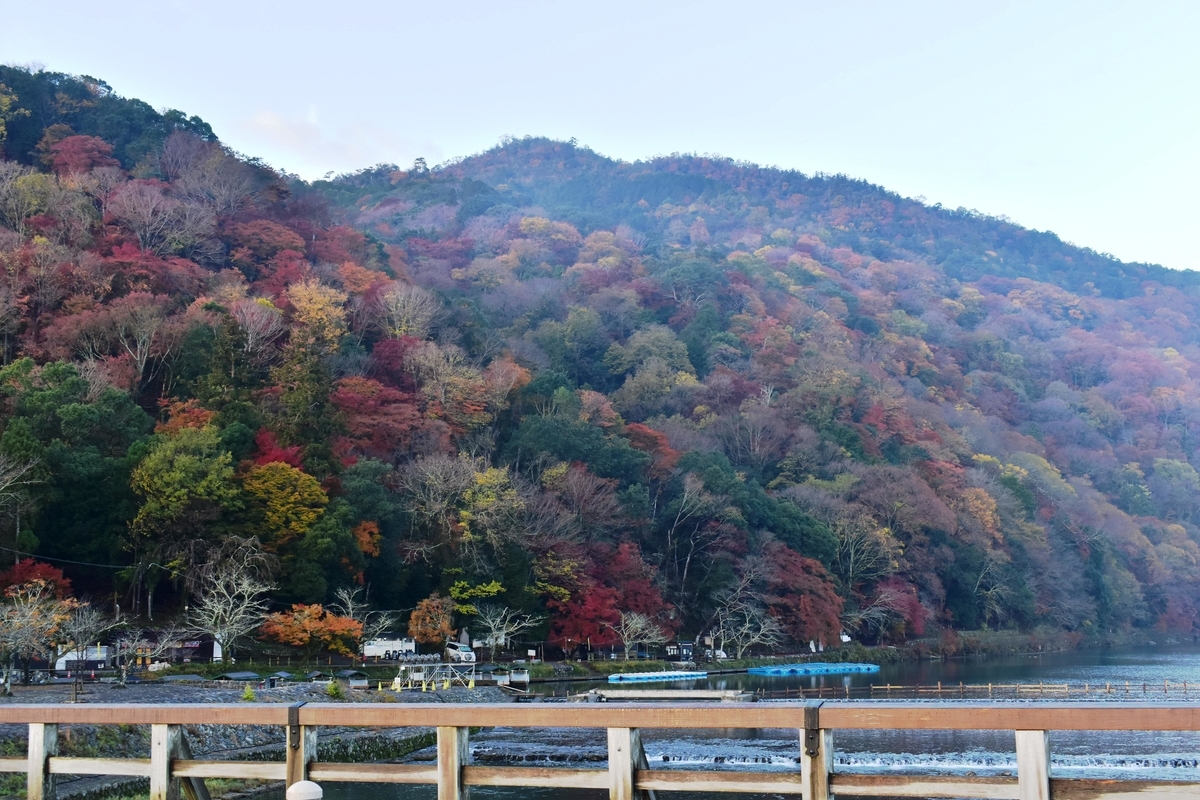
left=2, top=701, right=1199, bottom=800
left=758, top=678, right=1200, bottom=699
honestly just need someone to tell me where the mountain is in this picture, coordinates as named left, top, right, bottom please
left=2, top=66, right=1198, bottom=650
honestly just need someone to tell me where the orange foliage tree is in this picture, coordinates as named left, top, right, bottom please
left=260, top=604, right=363, bottom=659
left=407, top=593, right=455, bottom=646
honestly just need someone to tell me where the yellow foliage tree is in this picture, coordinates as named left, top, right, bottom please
left=286, top=279, right=347, bottom=353
left=460, top=467, right=525, bottom=553
left=0, top=84, right=29, bottom=149
left=242, top=462, right=328, bottom=549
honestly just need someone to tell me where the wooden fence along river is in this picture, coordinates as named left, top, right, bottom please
left=2, top=702, right=1200, bottom=800
left=759, top=679, right=1200, bottom=700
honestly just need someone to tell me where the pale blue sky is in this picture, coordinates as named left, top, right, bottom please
left=5, top=1, right=1198, bottom=270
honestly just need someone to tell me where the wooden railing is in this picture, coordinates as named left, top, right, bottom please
left=2, top=701, right=1199, bottom=800
left=759, top=679, right=1200, bottom=699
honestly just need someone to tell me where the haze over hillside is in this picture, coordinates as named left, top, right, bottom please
left=2, top=66, right=1199, bottom=651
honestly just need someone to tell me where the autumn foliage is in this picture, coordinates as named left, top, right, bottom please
left=2, top=64, right=1200, bottom=655
left=260, top=604, right=363, bottom=657
left=408, top=594, right=456, bottom=645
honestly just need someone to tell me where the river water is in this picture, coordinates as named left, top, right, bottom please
left=278, top=643, right=1200, bottom=799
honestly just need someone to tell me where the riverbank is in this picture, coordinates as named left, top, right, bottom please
left=524, top=627, right=1196, bottom=683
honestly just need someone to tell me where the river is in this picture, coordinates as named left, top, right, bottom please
left=274, top=642, right=1200, bottom=799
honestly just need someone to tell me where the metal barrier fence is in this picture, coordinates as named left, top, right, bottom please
left=1, top=701, right=1199, bottom=799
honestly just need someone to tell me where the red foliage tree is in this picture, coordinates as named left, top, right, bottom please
left=761, top=542, right=843, bottom=644
left=548, top=584, right=620, bottom=648
left=873, top=577, right=928, bottom=637
left=255, top=250, right=312, bottom=300
left=251, top=429, right=304, bottom=468
left=330, top=377, right=424, bottom=462
left=368, top=336, right=421, bottom=390
left=0, top=559, right=73, bottom=599
left=49, top=135, right=119, bottom=175
left=313, top=226, right=370, bottom=265
left=604, top=542, right=672, bottom=622
left=623, top=423, right=680, bottom=480
left=228, top=220, right=306, bottom=264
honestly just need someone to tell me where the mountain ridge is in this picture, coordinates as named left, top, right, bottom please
left=324, top=135, right=1191, bottom=302
left=1, top=65, right=1199, bottom=651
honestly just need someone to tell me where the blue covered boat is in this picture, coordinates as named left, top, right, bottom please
left=608, top=670, right=708, bottom=683
left=747, top=662, right=880, bottom=676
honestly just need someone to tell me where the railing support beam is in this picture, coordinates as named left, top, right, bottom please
left=437, top=726, right=469, bottom=800
left=26, top=723, right=56, bottom=800
left=175, top=733, right=212, bottom=800
left=1015, top=729, right=1050, bottom=800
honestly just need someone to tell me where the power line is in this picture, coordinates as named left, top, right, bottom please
left=0, top=545, right=129, bottom=570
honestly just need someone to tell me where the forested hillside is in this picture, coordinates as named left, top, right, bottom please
left=2, top=66, right=1199, bottom=655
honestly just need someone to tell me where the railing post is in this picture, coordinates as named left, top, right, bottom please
left=436, top=726, right=468, bottom=800
left=1015, top=730, right=1050, bottom=800
left=607, top=727, right=654, bottom=800
left=286, top=703, right=317, bottom=787
left=26, top=723, right=56, bottom=800
left=150, top=724, right=181, bottom=800
left=801, top=701, right=831, bottom=800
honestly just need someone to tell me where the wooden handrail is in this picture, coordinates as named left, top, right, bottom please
left=5, top=700, right=1200, bottom=730
left=4, top=701, right=1200, bottom=800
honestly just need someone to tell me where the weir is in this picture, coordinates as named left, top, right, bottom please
left=2, top=701, right=1200, bottom=800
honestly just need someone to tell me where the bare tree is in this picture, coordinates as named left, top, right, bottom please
left=58, top=603, right=122, bottom=670
left=161, top=132, right=259, bottom=217
left=77, top=165, right=125, bottom=217
left=106, top=293, right=169, bottom=390
left=377, top=282, right=440, bottom=339
left=188, top=539, right=274, bottom=663
left=0, top=161, right=38, bottom=236
left=395, top=454, right=477, bottom=560
left=713, top=603, right=784, bottom=660
left=831, top=512, right=900, bottom=591
left=0, top=280, right=21, bottom=363
left=0, top=453, right=42, bottom=565
left=112, top=621, right=186, bottom=685
left=164, top=200, right=220, bottom=263
left=332, top=585, right=400, bottom=647
left=707, top=561, right=783, bottom=659
left=22, top=237, right=69, bottom=319
left=608, top=611, right=668, bottom=661
left=663, top=473, right=728, bottom=604
left=474, top=603, right=542, bottom=663
left=840, top=586, right=907, bottom=638
left=108, top=181, right=178, bottom=254
left=232, top=298, right=285, bottom=366
left=973, top=551, right=1012, bottom=629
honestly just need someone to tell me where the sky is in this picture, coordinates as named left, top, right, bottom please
left=4, top=0, right=1199, bottom=270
